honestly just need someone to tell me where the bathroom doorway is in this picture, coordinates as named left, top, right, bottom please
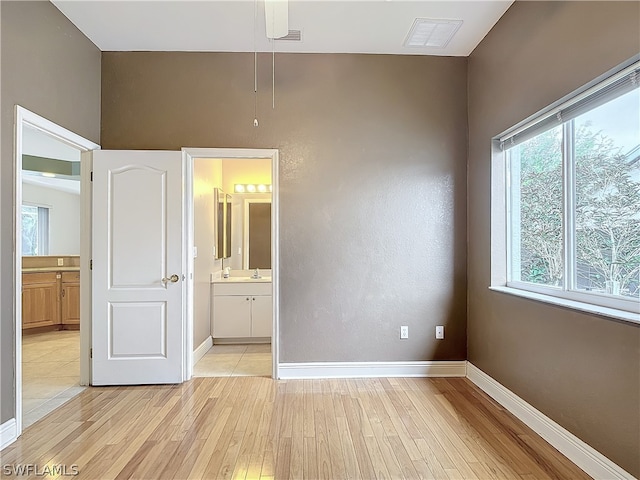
left=182, top=148, right=279, bottom=380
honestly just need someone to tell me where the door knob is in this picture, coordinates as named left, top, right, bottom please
left=162, top=274, right=180, bottom=284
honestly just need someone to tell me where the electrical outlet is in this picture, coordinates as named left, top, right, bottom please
left=57, top=258, right=64, bottom=266
left=400, top=326, right=409, bottom=339
left=435, top=325, right=444, bottom=339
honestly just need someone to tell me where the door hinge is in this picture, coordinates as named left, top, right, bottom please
left=90, top=171, right=93, bottom=181
left=90, top=348, right=93, bottom=358
left=90, top=259, right=93, bottom=270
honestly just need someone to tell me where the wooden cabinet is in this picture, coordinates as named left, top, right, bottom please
left=22, top=270, right=80, bottom=330
left=212, top=282, right=272, bottom=340
left=22, top=272, right=60, bottom=328
left=61, top=272, right=80, bottom=325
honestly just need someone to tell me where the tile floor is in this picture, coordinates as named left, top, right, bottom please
left=193, top=343, right=272, bottom=377
left=22, top=330, right=85, bottom=428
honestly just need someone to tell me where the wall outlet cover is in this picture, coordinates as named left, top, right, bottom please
left=400, top=326, right=409, bottom=339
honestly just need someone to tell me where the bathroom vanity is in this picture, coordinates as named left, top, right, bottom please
left=211, top=276, right=272, bottom=341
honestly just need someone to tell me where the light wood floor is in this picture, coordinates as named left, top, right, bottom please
left=0, top=377, right=591, bottom=480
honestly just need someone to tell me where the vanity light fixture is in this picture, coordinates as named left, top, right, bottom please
left=235, top=183, right=272, bottom=194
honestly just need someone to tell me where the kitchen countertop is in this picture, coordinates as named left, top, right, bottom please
left=23, top=267, right=80, bottom=273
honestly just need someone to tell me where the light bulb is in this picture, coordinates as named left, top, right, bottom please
left=247, top=184, right=256, bottom=193
left=258, top=184, right=267, bottom=192
left=235, top=185, right=245, bottom=193
left=253, top=118, right=259, bottom=127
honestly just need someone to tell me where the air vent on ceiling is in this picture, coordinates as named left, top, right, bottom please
left=275, top=29, right=302, bottom=41
left=404, top=18, right=463, bottom=48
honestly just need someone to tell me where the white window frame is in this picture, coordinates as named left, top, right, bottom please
left=491, top=58, right=640, bottom=324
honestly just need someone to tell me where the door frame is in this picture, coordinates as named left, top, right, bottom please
left=13, top=106, right=99, bottom=436
left=182, top=148, right=280, bottom=380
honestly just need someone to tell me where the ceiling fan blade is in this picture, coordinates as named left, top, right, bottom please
left=265, top=0, right=289, bottom=39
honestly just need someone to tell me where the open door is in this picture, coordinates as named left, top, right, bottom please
left=91, top=150, right=185, bottom=385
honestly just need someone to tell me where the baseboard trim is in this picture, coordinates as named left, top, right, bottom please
left=278, top=361, right=467, bottom=379
left=466, top=363, right=635, bottom=480
left=0, top=418, right=17, bottom=451
left=193, top=336, right=213, bottom=365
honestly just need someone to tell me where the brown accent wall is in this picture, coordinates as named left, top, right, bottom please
left=467, top=2, right=640, bottom=476
left=101, top=52, right=468, bottom=363
left=0, top=1, right=101, bottom=423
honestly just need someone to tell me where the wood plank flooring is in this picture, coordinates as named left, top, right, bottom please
left=0, top=377, right=591, bottom=480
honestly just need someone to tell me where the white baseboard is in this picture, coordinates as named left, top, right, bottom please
left=278, top=361, right=467, bottom=379
left=0, top=418, right=17, bottom=451
left=466, top=363, right=635, bottom=480
left=193, top=335, right=213, bottom=365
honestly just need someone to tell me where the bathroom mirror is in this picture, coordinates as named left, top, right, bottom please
left=243, top=199, right=271, bottom=269
left=224, top=193, right=232, bottom=258
left=214, top=189, right=232, bottom=260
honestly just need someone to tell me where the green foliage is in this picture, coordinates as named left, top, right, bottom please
left=517, top=127, right=564, bottom=286
left=514, top=123, right=640, bottom=298
left=574, top=124, right=640, bottom=297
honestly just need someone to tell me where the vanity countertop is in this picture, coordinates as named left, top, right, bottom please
left=211, top=276, right=272, bottom=284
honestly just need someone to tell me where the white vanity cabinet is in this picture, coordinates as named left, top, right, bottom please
left=212, top=281, right=272, bottom=339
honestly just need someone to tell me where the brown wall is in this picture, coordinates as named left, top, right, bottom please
left=467, top=2, right=640, bottom=476
left=101, top=52, right=468, bottom=363
left=0, top=1, right=101, bottom=423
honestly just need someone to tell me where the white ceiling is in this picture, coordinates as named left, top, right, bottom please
left=50, top=1, right=513, bottom=57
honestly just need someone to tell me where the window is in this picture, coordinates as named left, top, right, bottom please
left=22, top=204, right=50, bottom=256
left=493, top=60, right=640, bottom=319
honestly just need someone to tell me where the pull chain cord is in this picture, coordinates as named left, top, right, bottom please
left=253, top=0, right=259, bottom=127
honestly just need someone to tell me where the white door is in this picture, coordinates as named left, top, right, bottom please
left=92, top=150, right=184, bottom=385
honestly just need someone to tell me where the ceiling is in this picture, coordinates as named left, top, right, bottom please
left=50, top=1, right=513, bottom=57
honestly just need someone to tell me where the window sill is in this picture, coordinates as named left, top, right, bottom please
left=489, top=286, right=640, bottom=325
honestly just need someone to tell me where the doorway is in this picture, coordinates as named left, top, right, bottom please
left=182, top=148, right=279, bottom=380
left=14, top=106, right=99, bottom=435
